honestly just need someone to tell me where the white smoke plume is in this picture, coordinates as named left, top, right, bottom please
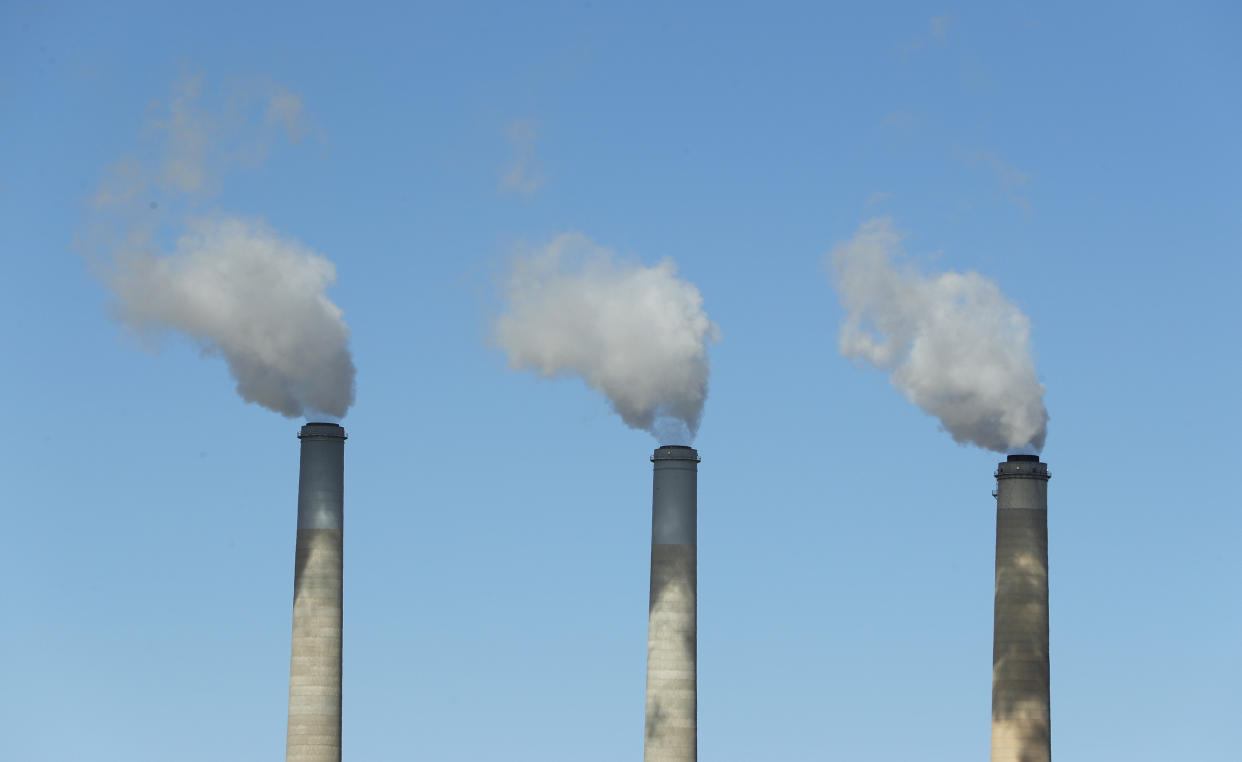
left=829, top=218, right=1047, bottom=453
left=110, top=218, right=355, bottom=418
left=88, top=77, right=355, bottom=419
left=495, top=234, right=719, bottom=443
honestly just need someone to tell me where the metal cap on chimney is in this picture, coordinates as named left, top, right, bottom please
left=299, top=422, right=347, bottom=440
left=652, top=444, right=700, bottom=462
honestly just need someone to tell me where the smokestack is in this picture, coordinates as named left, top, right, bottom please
left=287, top=422, right=346, bottom=762
left=644, top=445, right=699, bottom=762
left=991, top=454, right=1051, bottom=762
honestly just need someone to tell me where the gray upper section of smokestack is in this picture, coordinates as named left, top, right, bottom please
left=297, top=423, right=346, bottom=530
left=651, top=446, right=699, bottom=546
left=994, top=456, right=1050, bottom=510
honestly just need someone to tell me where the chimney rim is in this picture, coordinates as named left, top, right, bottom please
left=651, top=444, right=701, bottom=463
left=299, top=421, right=347, bottom=440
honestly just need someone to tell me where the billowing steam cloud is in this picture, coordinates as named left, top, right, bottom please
left=495, top=234, right=719, bottom=443
left=88, top=77, right=355, bottom=419
left=110, top=218, right=355, bottom=418
left=829, top=218, right=1047, bottom=453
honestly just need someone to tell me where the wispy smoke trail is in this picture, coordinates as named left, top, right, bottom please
left=495, top=234, right=719, bottom=443
left=829, top=218, right=1047, bottom=453
left=498, top=119, right=544, bottom=197
left=88, top=77, right=355, bottom=419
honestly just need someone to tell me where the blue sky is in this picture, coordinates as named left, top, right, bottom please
left=2, top=2, right=1240, bottom=760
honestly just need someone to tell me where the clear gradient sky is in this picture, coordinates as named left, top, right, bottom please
left=2, top=2, right=1240, bottom=760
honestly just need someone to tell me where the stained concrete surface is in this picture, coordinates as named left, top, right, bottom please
left=992, top=457, right=1050, bottom=762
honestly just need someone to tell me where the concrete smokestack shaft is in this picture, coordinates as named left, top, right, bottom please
left=287, top=423, right=346, bottom=762
left=991, top=455, right=1051, bottom=762
left=644, top=445, right=699, bottom=762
